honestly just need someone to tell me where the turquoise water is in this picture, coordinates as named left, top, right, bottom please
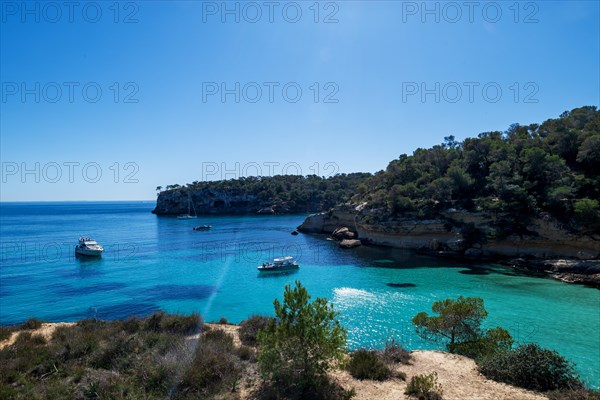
left=1, top=202, right=599, bottom=388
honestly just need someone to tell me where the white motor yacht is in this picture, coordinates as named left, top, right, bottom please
left=75, top=237, right=104, bottom=256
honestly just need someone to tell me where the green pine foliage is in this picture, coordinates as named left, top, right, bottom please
left=413, top=296, right=512, bottom=359
left=257, top=281, right=347, bottom=398
left=358, top=106, right=600, bottom=234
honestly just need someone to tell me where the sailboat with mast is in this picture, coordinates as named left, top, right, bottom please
left=177, top=193, right=198, bottom=219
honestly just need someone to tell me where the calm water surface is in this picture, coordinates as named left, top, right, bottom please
left=1, top=202, right=599, bottom=387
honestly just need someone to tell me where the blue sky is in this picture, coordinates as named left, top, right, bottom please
left=1, top=0, right=598, bottom=201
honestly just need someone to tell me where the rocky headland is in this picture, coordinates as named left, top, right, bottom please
left=152, top=188, right=304, bottom=215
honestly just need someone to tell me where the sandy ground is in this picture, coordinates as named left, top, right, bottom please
left=1, top=322, right=548, bottom=399
left=333, top=350, right=547, bottom=400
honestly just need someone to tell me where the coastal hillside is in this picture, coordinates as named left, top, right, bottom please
left=155, top=106, right=599, bottom=233
left=0, top=321, right=548, bottom=400
left=353, top=106, right=599, bottom=235
left=298, top=106, right=600, bottom=284
left=152, top=173, right=371, bottom=215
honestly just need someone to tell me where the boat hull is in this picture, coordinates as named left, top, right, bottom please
left=75, top=247, right=103, bottom=257
left=257, top=265, right=299, bottom=273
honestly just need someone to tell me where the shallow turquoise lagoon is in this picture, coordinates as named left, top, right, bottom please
left=1, top=202, right=598, bottom=387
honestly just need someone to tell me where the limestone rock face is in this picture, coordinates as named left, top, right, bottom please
left=296, top=213, right=327, bottom=233
left=340, top=239, right=362, bottom=248
left=297, top=208, right=600, bottom=287
left=153, top=189, right=316, bottom=215
left=297, top=206, right=359, bottom=234
left=332, top=227, right=356, bottom=240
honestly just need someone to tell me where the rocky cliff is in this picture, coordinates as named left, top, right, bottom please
left=298, top=206, right=600, bottom=287
left=152, top=189, right=320, bottom=215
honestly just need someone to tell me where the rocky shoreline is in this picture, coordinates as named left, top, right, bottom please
left=297, top=206, right=600, bottom=288
left=152, top=188, right=312, bottom=215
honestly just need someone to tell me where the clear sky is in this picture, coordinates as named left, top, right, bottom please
left=1, top=0, right=598, bottom=201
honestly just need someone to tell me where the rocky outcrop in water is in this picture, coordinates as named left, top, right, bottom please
left=502, top=259, right=600, bottom=288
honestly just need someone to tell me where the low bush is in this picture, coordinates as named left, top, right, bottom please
left=478, top=344, right=582, bottom=392
left=239, top=314, right=271, bottom=346
left=162, top=313, right=202, bottom=334
left=346, top=349, right=391, bottom=381
left=218, top=317, right=228, bottom=324
left=405, top=372, right=443, bottom=400
left=383, top=338, right=411, bottom=364
left=178, top=330, right=241, bottom=398
left=396, top=371, right=407, bottom=381
left=0, top=312, right=217, bottom=399
left=21, top=318, right=43, bottom=330
left=144, top=311, right=202, bottom=335
left=238, top=345, right=255, bottom=361
left=202, top=327, right=234, bottom=351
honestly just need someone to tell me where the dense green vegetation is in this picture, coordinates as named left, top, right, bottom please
left=478, top=343, right=583, bottom=392
left=346, top=350, right=392, bottom=381
left=159, top=173, right=372, bottom=213
left=358, top=106, right=600, bottom=234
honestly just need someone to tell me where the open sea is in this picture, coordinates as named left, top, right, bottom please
left=1, top=201, right=599, bottom=388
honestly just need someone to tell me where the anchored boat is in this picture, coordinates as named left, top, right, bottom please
left=75, top=237, right=104, bottom=257
left=257, top=256, right=299, bottom=273
left=177, top=193, right=198, bottom=219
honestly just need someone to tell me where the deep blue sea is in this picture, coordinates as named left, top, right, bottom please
left=1, top=201, right=599, bottom=387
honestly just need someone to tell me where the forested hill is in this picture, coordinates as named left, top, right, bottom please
left=355, top=106, right=600, bottom=234
left=152, top=173, right=372, bottom=215
left=155, top=106, right=599, bottom=235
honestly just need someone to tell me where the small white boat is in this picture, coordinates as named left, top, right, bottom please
left=75, top=237, right=104, bottom=256
left=193, top=225, right=211, bottom=231
left=258, top=256, right=299, bottom=273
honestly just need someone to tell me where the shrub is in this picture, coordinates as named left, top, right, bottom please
left=478, top=344, right=582, bottom=392
left=239, top=315, right=271, bottom=346
left=346, top=349, right=391, bottom=381
left=160, top=313, right=202, bottom=335
left=179, top=331, right=241, bottom=397
left=405, top=372, right=443, bottom=400
left=218, top=317, right=228, bottom=324
left=121, top=317, right=142, bottom=333
left=202, top=328, right=234, bottom=351
left=382, top=338, right=411, bottom=364
left=21, top=318, right=43, bottom=330
left=238, top=345, right=255, bottom=361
